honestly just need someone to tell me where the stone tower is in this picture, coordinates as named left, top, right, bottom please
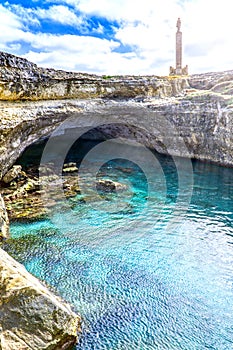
left=170, top=18, right=188, bottom=76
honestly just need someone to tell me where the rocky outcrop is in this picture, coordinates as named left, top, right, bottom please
left=96, top=179, right=128, bottom=193
left=0, top=248, right=80, bottom=350
left=0, top=94, right=232, bottom=182
left=188, top=70, right=233, bottom=92
left=0, top=51, right=232, bottom=168
left=2, top=165, right=22, bottom=184
left=0, top=99, right=84, bottom=178
left=144, top=93, right=233, bottom=166
left=0, top=51, right=188, bottom=101
left=0, top=194, right=9, bottom=240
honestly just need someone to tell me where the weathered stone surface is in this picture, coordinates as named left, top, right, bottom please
left=0, top=52, right=232, bottom=174
left=3, top=165, right=22, bottom=184
left=0, top=194, right=9, bottom=240
left=63, top=163, right=79, bottom=173
left=0, top=248, right=80, bottom=350
left=0, top=51, right=187, bottom=101
left=188, top=70, right=233, bottom=92
left=144, top=93, right=233, bottom=166
left=0, top=99, right=84, bottom=178
left=96, top=179, right=127, bottom=192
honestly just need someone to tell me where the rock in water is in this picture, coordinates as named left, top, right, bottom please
left=96, top=179, right=128, bottom=192
left=0, top=248, right=81, bottom=349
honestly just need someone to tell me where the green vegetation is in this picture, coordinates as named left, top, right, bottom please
left=102, top=75, right=114, bottom=79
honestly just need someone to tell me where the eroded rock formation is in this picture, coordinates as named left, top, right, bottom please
left=0, top=51, right=232, bottom=173
left=0, top=51, right=188, bottom=101
left=0, top=248, right=80, bottom=350
left=0, top=194, right=9, bottom=240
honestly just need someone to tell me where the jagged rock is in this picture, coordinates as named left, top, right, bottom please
left=64, top=162, right=77, bottom=168
left=0, top=51, right=187, bottom=101
left=0, top=194, right=9, bottom=240
left=23, top=178, right=40, bottom=192
left=63, top=163, right=78, bottom=173
left=0, top=248, right=81, bottom=350
left=0, top=52, right=232, bottom=177
left=96, top=179, right=127, bottom=193
left=2, top=165, right=22, bottom=184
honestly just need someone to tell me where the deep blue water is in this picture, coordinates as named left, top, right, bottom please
left=5, top=140, right=233, bottom=350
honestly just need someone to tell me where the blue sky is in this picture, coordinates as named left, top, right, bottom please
left=0, top=0, right=232, bottom=75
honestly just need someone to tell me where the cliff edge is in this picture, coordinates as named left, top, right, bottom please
left=0, top=51, right=188, bottom=100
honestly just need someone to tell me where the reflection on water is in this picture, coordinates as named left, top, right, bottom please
left=4, top=141, right=233, bottom=350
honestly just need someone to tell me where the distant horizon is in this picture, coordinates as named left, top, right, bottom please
left=0, top=0, right=232, bottom=76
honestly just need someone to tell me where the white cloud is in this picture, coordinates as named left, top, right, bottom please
left=92, top=23, right=105, bottom=34
left=0, top=4, right=22, bottom=32
left=35, top=5, right=85, bottom=27
left=1, top=1, right=233, bottom=75
left=21, top=33, right=121, bottom=73
left=48, top=0, right=181, bottom=24
left=6, top=3, right=85, bottom=28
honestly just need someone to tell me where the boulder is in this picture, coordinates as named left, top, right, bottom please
left=96, top=179, right=127, bottom=193
left=0, top=248, right=81, bottom=349
left=3, top=165, right=22, bottom=184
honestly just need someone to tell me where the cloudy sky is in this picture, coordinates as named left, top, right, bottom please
left=0, top=0, right=232, bottom=75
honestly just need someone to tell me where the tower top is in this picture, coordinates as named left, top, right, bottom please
left=169, top=17, right=188, bottom=76
left=176, top=17, right=181, bottom=32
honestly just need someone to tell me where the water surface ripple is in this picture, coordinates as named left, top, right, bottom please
left=5, top=146, right=233, bottom=350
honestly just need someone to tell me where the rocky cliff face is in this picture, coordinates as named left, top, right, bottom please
left=0, top=194, right=9, bottom=240
left=0, top=51, right=188, bottom=100
left=0, top=51, right=232, bottom=172
left=0, top=248, right=80, bottom=350
left=0, top=99, right=84, bottom=178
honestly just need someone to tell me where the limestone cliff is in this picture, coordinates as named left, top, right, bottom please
left=0, top=52, right=232, bottom=173
left=0, top=99, right=84, bottom=178
left=0, top=51, right=188, bottom=100
left=0, top=248, right=80, bottom=350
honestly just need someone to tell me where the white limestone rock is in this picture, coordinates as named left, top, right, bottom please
left=0, top=248, right=81, bottom=350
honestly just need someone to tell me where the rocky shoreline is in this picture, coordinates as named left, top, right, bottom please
left=0, top=51, right=233, bottom=349
left=0, top=247, right=81, bottom=350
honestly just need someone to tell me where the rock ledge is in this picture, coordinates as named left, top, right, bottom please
left=0, top=248, right=80, bottom=350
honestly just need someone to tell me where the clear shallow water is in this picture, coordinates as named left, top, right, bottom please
left=4, top=141, right=233, bottom=350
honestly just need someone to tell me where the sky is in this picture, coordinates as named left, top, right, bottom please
left=0, top=0, right=232, bottom=75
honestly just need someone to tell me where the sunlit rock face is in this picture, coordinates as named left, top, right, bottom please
left=0, top=51, right=233, bottom=174
left=0, top=248, right=81, bottom=350
left=0, top=51, right=188, bottom=101
left=0, top=94, right=232, bottom=184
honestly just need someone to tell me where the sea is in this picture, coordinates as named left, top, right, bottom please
left=4, top=137, right=233, bottom=350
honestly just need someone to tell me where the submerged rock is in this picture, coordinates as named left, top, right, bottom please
left=96, top=179, right=128, bottom=193
left=0, top=248, right=81, bottom=349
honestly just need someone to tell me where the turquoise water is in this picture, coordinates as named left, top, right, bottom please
left=4, top=141, right=233, bottom=350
